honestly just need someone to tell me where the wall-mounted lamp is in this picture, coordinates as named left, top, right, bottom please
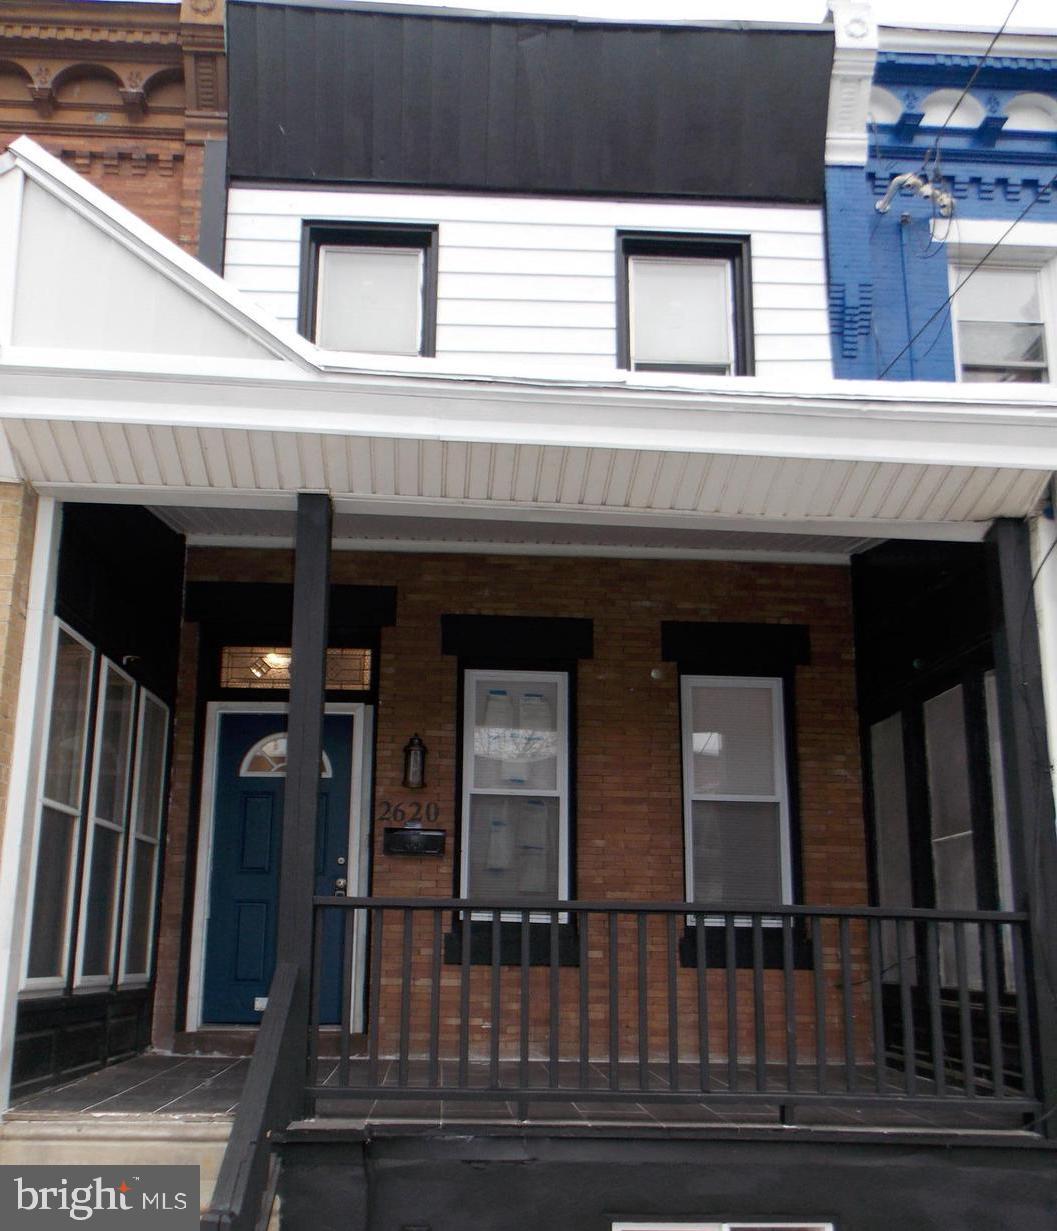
left=402, top=733, right=427, bottom=790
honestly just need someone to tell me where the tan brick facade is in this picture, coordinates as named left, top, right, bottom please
left=154, top=548, right=869, bottom=1063
left=0, top=484, right=37, bottom=853
left=0, top=1, right=226, bottom=251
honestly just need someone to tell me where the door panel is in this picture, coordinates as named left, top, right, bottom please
left=202, top=711, right=354, bottom=1024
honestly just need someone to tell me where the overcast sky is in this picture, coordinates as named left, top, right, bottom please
left=100, top=0, right=1057, bottom=34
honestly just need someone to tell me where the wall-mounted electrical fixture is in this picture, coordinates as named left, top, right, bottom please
left=402, top=733, right=428, bottom=789
left=875, top=171, right=954, bottom=218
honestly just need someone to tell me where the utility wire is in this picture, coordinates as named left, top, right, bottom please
left=877, top=173, right=1057, bottom=379
left=922, top=0, right=1021, bottom=176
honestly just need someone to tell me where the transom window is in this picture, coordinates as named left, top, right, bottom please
left=239, top=733, right=333, bottom=778
left=680, top=675, right=792, bottom=909
left=619, top=232, right=754, bottom=375
left=460, top=670, right=569, bottom=903
left=219, top=646, right=372, bottom=692
left=954, top=264, right=1050, bottom=383
left=300, top=222, right=438, bottom=356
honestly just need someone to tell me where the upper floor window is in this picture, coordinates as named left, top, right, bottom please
left=299, top=222, right=438, bottom=356
left=618, top=232, right=754, bottom=375
left=954, top=264, right=1050, bottom=383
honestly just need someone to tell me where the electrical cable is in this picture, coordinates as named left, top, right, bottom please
left=922, top=0, right=1021, bottom=176
left=877, top=173, right=1057, bottom=379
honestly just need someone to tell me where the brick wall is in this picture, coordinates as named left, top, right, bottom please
left=0, top=484, right=37, bottom=854
left=155, top=548, right=868, bottom=1063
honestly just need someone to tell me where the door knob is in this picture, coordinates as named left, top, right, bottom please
left=334, top=877, right=347, bottom=894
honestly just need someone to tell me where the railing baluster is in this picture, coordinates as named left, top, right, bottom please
left=579, top=910, right=590, bottom=1092
left=983, top=920, right=1005, bottom=1098
left=309, top=906, right=324, bottom=1089
left=429, top=909, right=442, bottom=1089
left=608, top=912, right=619, bottom=1091
left=549, top=910, right=561, bottom=1089
left=752, top=914, right=766, bottom=1093
left=490, top=909, right=501, bottom=1089
left=367, top=907, right=383, bottom=1088
left=398, top=908, right=413, bottom=1088
left=783, top=914, right=797, bottom=1096
left=458, top=905, right=472, bottom=1088
left=1011, top=922, right=1036, bottom=1099
left=339, top=907, right=355, bottom=1088
left=520, top=909, right=531, bottom=1095
left=954, top=919, right=976, bottom=1098
left=868, top=917, right=885, bottom=1095
left=667, top=912, right=680, bottom=1092
left=925, top=920, right=946, bottom=1097
left=725, top=915, right=738, bottom=1092
left=896, top=918, right=916, bottom=1096
left=812, top=915, right=826, bottom=1094
left=695, top=913, right=710, bottom=1094
left=840, top=915, right=855, bottom=1093
left=637, top=912, right=649, bottom=1092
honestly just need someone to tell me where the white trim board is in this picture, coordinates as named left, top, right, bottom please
left=0, top=497, right=58, bottom=1111
left=186, top=702, right=371, bottom=1034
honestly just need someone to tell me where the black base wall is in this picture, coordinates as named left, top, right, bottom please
left=278, top=1132, right=1057, bottom=1231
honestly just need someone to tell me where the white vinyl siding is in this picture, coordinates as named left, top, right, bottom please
left=225, top=186, right=831, bottom=380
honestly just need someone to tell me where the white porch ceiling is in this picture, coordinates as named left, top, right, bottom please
left=7, top=419, right=1047, bottom=537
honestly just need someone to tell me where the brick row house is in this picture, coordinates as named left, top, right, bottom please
left=0, top=2, right=1056, bottom=1228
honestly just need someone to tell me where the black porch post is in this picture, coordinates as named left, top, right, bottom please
left=987, top=517, right=1057, bottom=1138
left=276, top=491, right=332, bottom=990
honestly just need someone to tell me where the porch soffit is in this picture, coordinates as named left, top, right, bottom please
left=4, top=416, right=1048, bottom=545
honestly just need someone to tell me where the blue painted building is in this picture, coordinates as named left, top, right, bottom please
left=825, top=4, right=1057, bottom=381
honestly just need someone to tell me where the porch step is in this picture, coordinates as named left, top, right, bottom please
left=0, top=1117, right=231, bottom=1215
left=175, top=1030, right=366, bottom=1058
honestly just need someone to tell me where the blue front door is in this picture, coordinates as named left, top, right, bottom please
left=202, top=711, right=355, bottom=1024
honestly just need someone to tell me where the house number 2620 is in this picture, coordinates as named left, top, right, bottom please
left=377, top=800, right=441, bottom=824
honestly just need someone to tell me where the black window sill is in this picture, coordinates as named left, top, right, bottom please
left=678, top=923, right=813, bottom=970
left=444, top=921, right=580, bottom=967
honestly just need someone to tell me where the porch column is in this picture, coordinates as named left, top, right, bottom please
left=276, top=492, right=332, bottom=971
left=987, top=517, right=1057, bottom=1138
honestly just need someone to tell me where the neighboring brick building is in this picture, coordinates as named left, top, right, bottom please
left=0, top=0, right=226, bottom=252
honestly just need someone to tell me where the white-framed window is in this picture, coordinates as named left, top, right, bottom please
left=75, top=658, right=136, bottom=987
left=302, top=222, right=438, bottom=356
left=119, top=690, right=169, bottom=984
left=460, top=669, right=569, bottom=905
left=22, top=621, right=95, bottom=990
left=22, top=620, right=172, bottom=994
left=680, top=675, right=792, bottom=910
left=619, top=232, right=753, bottom=375
left=952, top=262, right=1053, bottom=383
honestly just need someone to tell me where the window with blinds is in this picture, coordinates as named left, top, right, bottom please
left=680, top=676, right=792, bottom=910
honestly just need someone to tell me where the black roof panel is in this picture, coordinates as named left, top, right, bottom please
left=227, top=2, right=834, bottom=202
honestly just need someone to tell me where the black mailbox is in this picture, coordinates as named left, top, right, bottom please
left=383, top=827, right=446, bottom=856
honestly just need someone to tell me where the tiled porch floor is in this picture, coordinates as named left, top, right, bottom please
left=6, top=1053, right=1037, bottom=1135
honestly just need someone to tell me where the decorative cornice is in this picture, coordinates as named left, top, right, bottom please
left=0, top=24, right=181, bottom=48
left=826, top=0, right=879, bottom=167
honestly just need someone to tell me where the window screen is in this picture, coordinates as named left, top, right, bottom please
left=316, top=245, right=423, bottom=354
left=629, top=255, right=733, bottom=371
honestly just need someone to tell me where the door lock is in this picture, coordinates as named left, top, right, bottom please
left=334, top=877, right=347, bottom=894
left=336, top=856, right=346, bottom=866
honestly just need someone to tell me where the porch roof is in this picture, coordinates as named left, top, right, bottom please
left=1, top=137, right=1055, bottom=550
